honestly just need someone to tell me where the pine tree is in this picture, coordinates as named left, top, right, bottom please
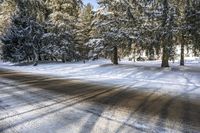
left=87, top=0, right=137, bottom=64
left=142, top=0, right=178, bottom=67
left=1, top=0, right=83, bottom=64
left=178, top=0, right=190, bottom=66
left=178, top=0, right=200, bottom=65
left=75, top=3, right=94, bottom=61
left=0, top=0, right=16, bottom=35
left=1, top=0, right=46, bottom=64
left=190, top=0, right=200, bottom=56
left=44, top=0, right=83, bottom=62
left=1, top=0, right=199, bottom=66
left=1, top=2, right=45, bottom=65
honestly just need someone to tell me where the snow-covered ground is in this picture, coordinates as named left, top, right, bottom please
left=0, top=58, right=200, bottom=98
left=0, top=58, right=200, bottom=132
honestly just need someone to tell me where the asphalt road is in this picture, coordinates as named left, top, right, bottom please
left=0, top=69, right=199, bottom=133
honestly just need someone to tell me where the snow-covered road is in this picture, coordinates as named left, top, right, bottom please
left=0, top=69, right=199, bottom=133
left=1, top=59, right=200, bottom=98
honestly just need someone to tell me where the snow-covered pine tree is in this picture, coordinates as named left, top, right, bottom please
left=160, top=0, right=178, bottom=67
left=43, top=0, right=83, bottom=62
left=170, top=0, right=200, bottom=65
left=143, top=0, right=178, bottom=67
left=0, top=0, right=16, bottom=57
left=189, top=0, right=200, bottom=56
left=1, top=1, right=45, bottom=65
left=125, top=0, right=160, bottom=61
left=86, top=0, right=138, bottom=65
left=1, top=0, right=46, bottom=65
left=177, top=0, right=192, bottom=66
left=0, top=0, right=16, bottom=35
left=75, top=3, right=94, bottom=61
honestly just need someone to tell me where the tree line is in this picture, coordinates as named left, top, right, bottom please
left=0, top=0, right=200, bottom=67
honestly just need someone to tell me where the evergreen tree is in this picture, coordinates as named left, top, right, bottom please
left=1, top=2, right=45, bottom=65
left=44, top=0, right=83, bottom=62
left=1, top=0, right=83, bottom=64
left=142, top=0, right=178, bottom=67
left=75, top=3, right=94, bottom=61
left=87, top=0, right=138, bottom=64
left=0, top=0, right=16, bottom=35
left=178, top=0, right=191, bottom=66
left=0, top=0, right=199, bottom=67
left=189, top=0, right=200, bottom=56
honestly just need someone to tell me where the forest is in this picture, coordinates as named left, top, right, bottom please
left=0, top=0, right=200, bottom=67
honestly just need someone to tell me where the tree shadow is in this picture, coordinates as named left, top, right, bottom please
left=0, top=69, right=199, bottom=132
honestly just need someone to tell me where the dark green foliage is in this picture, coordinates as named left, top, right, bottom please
left=0, top=0, right=199, bottom=67
left=1, top=0, right=83, bottom=64
left=1, top=12, right=44, bottom=63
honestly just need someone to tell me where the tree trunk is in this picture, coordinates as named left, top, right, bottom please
left=180, top=41, right=185, bottom=66
left=33, top=50, right=38, bottom=66
left=39, top=54, right=42, bottom=61
left=133, top=48, right=136, bottom=62
left=62, top=53, right=66, bottom=63
left=112, top=46, right=118, bottom=65
left=161, top=46, right=169, bottom=67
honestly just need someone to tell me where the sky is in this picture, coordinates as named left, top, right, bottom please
left=83, top=0, right=99, bottom=10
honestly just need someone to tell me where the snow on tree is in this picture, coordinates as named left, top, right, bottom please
left=75, top=3, right=94, bottom=61
left=86, top=0, right=139, bottom=64
left=175, top=0, right=193, bottom=66
left=1, top=13, right=44, bottom=65
left=85, top=38, right=105, bottom=59
left=188, top=0, right=200, bottom=56
left=1, top=0, right=47, bottom=65
left=0, top=0, right=199, bottom=67
left=44, top=0, right=83, bottom=62
left=138, top=0, right=179, bottom=67
left=1, top=0, right=83, bottom=64
left=0, top=0, right=16, bottom=35
left=41, top=31, right=76, bottom=62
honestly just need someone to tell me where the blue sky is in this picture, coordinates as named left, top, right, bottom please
left=83, top=0, right=99, bottom=10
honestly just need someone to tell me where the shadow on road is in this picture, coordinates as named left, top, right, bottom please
left=0, top=68, right=199, bottom=132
